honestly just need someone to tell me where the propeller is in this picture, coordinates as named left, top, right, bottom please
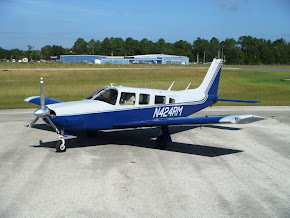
left=28, top=78, right=59, bottom=134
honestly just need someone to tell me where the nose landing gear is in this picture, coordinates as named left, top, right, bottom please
left=56, top=135, right=66, bottom=152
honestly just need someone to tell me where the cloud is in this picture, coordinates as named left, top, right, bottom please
left=212, top=0, right=247, bottom=11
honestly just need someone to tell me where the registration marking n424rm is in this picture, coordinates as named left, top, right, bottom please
left=153, top=106, right=183, bottom=118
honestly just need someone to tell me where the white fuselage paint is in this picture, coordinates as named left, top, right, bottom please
left=47, top=87, right=206, bottom=117
left=46, top=59, right=223, bottom=117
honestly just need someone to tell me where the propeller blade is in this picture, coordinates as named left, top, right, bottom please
left=27, top=117, right=39, bottom=128
left=27, top=78, right=53, bottom=130
left=40, top=77, right=45, bottom=109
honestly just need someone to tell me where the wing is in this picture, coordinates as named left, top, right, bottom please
left=113, top=115, right=265, bottom=128
left=24, top=96, right=63, bottom=106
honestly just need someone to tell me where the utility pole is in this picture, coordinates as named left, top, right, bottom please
left=203, top=51, right=206, bottom=64
left=222, top=48, right=224, bottom=61
left=197, top=54, right=199, bottom=64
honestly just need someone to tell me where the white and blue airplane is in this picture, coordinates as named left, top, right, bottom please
left=25, top=59, right=264, bottom=152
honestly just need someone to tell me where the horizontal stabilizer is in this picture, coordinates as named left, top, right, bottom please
left=216, top=98, right=260, bottom=103
left=219, top=115, right=265, bottom=124
left=24, top=96, right=63, bottom=106
left=113, top=114, right=265, bottom=128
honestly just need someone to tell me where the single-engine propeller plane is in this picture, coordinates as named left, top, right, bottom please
left=25, top=59, right=264, bottom=152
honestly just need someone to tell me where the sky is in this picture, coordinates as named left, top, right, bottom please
left=0, top=0, right=290, bottom=50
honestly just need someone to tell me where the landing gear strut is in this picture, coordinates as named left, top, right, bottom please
left=156, top=126, right=172, bottom=149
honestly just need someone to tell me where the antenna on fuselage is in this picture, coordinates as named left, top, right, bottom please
left=110, top=83, right=115, bottom=87
left=168, top=81, right=175, bottom=91
left=185, top=82, right=191, bottom=91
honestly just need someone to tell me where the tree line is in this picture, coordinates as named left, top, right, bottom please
left=1, top=36, right=290, bottom=64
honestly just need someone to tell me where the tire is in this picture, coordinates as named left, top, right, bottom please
left=56, top=140, right=66, bottom=152
left=156, top=135, right=167, bottom=150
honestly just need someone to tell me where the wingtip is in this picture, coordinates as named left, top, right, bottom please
left=24, top=96, right=39, bottom=102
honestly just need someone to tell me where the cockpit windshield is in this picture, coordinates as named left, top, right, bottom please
left=85, top=87, right=118, bottom=105
left=85, top=88, right=106, bottom=100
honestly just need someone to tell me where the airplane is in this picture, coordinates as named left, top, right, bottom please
left=25, top=59, right=264, bottom=152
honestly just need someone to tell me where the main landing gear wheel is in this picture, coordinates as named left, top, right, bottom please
left=156, top=135, right=167, bottom=150
left=56, top=136, right=66, bottom=152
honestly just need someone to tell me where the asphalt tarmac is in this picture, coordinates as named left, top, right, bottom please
left=0, top=106, right=290, bottom=217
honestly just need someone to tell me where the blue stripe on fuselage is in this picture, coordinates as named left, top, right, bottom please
left=50, top=98, right=214, bottom=131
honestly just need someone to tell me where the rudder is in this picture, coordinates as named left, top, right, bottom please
left=196, top=59, right=223, bottom=97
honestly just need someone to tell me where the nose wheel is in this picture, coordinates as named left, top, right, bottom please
left=56, top=135, right=66, bottom=152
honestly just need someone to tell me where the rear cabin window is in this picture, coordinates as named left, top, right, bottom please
left=155, top=95, right=166, bottom=104
left=139, top=94, right=150, bottom=105
left=120, top=92, right=136, bottom=105
left=95, top=89, right=118, bottom=105
left=169, top=98, right=175, bottom=104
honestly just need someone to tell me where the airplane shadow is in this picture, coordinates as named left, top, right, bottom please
left=30, top=123, right=55, bottom=132
left=30, top=125, right=243, bottom=157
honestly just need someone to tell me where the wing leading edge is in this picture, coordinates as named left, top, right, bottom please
left=113, top=115, right=265, bottom=128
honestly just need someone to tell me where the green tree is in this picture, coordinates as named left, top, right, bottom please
left=124, top=37, right=139, bottom=55
left=259, top=39, right=275, bottom=64
left=208, top=37, right=220, bottom=60
left=139, top=38, right=154, bottom=54
left=72, top=38, right=88, bottom=54
left=0, top=47, right=10, bottom=59
left=87, top=39, right=102, bottom=55
left=41, top=45, right=52, bottom=60
left=87, top=39, right=96, bottom=55
left=272, top=38, right=288, bottom=64
left=220, top=38, right=241, bottom=64
left=156, top=38, right=166, bottom=53
left=101, top=37, right=111, bottom=55
left=110, top=37, right=125, bottom=56
left=27, top=45, right=34, bottom=59
left=287, top=42, right=290, bottom=64
left=238, top=36, right=261, bottom=64
left=174, top=40, right=193, bottom=60
left=51, top=45, right=65, bottom=56
left=11, top=48, right=23, bottom=60
left=193, top=37, right=209, bottom=62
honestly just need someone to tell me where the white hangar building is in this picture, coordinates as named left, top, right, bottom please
left=60, top=54, right=189, bottom=65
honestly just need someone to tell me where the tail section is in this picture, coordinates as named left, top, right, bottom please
left=186, top=58, right=260, bottom=104
left=196, top=58, right=223, bottom=97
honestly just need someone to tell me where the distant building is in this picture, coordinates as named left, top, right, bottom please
left=50, top=56, right=59, bottom=62
left=60, top=54, right=189, bottom=65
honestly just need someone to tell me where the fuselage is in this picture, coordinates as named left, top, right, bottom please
left=47, top=85, right=214, bottom=131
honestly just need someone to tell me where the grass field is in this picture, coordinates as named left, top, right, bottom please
left=1, top=62, right=290, bottom=69
left=0, top=63, right=289, bottom=109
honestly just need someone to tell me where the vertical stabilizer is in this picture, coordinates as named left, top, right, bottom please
left=196, top=59, right=222, bottom=96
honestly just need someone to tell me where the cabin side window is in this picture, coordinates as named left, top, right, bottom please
left=95, top=89, right=118, bottom=105
left=155, top=95, right=166, bottom=104
left=139, top=93, right=150, bottom=105
left=169, top=98, right=175, bottom=104
left=119, top=92, right=136, bottom=105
